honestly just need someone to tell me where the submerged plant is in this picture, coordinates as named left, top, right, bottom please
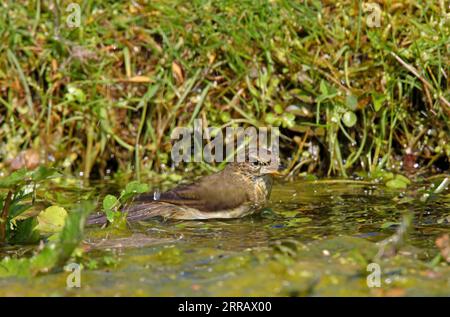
left=0, top=167, right=61, bottom=244
left=0, top=200, right=95, bottom=277
left=0, top=167, right=96, bottom=277
left=101, top=180, right=149, bottom=224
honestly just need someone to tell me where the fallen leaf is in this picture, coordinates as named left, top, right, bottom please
left=172, top=61, right=185, bottom=84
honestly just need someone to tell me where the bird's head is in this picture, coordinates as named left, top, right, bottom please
left=228, top=150, right=282, bottom=177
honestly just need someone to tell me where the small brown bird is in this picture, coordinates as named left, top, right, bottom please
left=87, top=156, right=280, bottom=225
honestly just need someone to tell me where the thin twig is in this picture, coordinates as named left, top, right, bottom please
left=0, top=190, right=13, bottom=243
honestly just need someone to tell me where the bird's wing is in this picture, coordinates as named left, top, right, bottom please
left=86, top=172, right=253, bottom=226
left=86, top=202, right=180, bottom=226
left=134, top=172, right=252, bottom=212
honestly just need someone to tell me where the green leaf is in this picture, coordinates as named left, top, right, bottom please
left=395, top=174, right=411, bottom=185
left=31, top=166, right=60, bottom=182
left=0, top=167, right=59, bottom=189
left=105, top=209, right=117, bottom=223
left=0, top=169, right=28, bottom=188
left=102, top=195, right=119, bottom=223
left=49, top=200, right=95, bottom=268
left=386, top=177, right=408, bottom=189
left=281, top=113, right=296, bottom=128
left=65, top=85, right=86, bottom=103
left=0, top=200, right=95, bottom=277
left=346, top=94, right=358, bottom=110
left=124, top=181, right=149, bottom=196
left=381, top=171, right=394, bottom=181
left=103, top=194, right=118, bottom=211
left=8, top=217, right=40, bottom=244
left=265, top=112, right=277, bottom=125
left=274, top=104, right=284, bottom=114
left=36, top=206, right=68, bottom=234
left=342, top=111, right=357, bottom=127
left=220, top=112, right=231, bottom=123
left=372, top=92, right=385, bottom=111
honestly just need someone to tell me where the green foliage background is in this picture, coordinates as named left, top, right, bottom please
left=0, top=0, right=449, bottom=178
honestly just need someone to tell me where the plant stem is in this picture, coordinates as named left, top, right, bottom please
left=0, top=190, right=13, bottom=243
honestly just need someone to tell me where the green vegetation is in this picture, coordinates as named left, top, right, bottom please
left=0, top=0, right=448, bottom=294
left=0, top=0, right=448, bottom=178
left=101, top=180, right=149, bottom=223
left=0, top=167, right=95, bottom=276
left=1, top=181, right=449, bottom=296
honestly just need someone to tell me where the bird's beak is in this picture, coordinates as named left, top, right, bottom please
left=261, top=163, right=285, bottom=176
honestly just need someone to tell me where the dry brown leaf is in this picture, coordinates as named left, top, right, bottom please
left=172, top=61, right=185, bottom=85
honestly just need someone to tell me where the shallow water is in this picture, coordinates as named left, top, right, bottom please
left=0, top=178, right=449, bottom=296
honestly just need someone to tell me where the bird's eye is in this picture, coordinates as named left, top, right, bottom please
left=251, top=161, right=259, bottom=167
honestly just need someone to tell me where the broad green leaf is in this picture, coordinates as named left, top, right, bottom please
left=31, top=166, right=60, bottom=182
left=0, top=167, right=59, bottom=189
left=124, top=181, right=149, bottom=196
left=36, top=206, right=68, bottom=234
left=103, top=194, right=118, bottom=211
left=0, top=169, right=28, bottom=188
left=342, top=111, right=357, bottom=127
left=106, top=209, right=117, bottom=223
left=274, top=104, right=284, bottom=114
left=265, top=113, right=279, bottom=126
left=395, top=174, right=411, bottom=185
left=381, top=171, right=394, bottom=181
left=49, top=200, right=95, bottom=269
left=346, top=95, right=358, bottom=110
left=386, top=178, right=408, bottom=189
left=220, top=112, right=231, bottom=123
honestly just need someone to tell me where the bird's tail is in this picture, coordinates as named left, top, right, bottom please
left=86, top=202, right=177, bottom=226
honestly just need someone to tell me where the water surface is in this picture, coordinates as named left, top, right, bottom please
left=0, top=179, right=449, bottom=296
